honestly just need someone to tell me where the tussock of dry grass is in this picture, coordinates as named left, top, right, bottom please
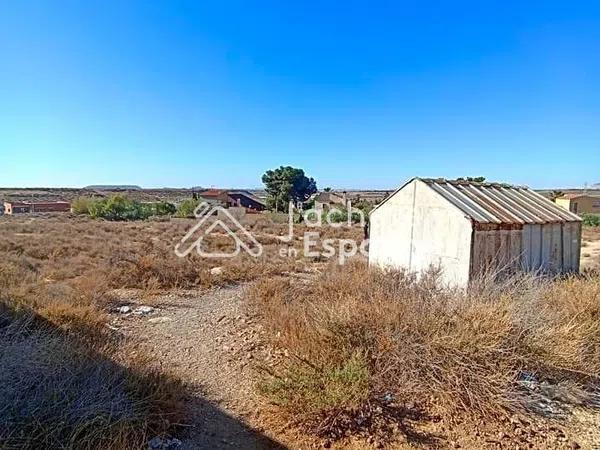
left=0, top=217, right=193, bottom=449
left=0, top=215, right=313, bottom=293
left=250, top=262, right=600, bottom=439
left=0, top=304, right=184, bottom=450
left=0, top=214, right=364, bottom=447
left=0, top=249, right=185, bottom=449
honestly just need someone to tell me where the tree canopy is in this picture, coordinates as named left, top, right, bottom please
left=261, top=166, right=317, bottom=211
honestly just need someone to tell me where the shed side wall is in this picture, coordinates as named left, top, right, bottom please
left=368, top=181, right=415, bottom=270
left=471, top=228, right=523, bottom=278
left=410, top=180, right=473, bottom=286
left=521, top=222, right=581, bottom=273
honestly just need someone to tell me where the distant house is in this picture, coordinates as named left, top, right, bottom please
left=198, top=189, right=232, bottom=206
left=4, top=202, right=31, bottom=214
left=29, top=201, right=71, bottom=213
left=198, top=189, right=265, bottom=212
left=3, top=201, right=71, bottom=215
left=313, top=192, right=347, bottom=210
left=228, top=191, right=266, bottom=211
left=555, top=194, right=600, bottom=215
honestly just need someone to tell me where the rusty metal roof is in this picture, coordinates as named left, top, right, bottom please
left=373, top=178, right=581, bottom=224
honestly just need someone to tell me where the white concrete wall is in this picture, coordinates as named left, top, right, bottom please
left=369, top=179, right=473, bottom=287
left=368, top=181, right=415, bottom=271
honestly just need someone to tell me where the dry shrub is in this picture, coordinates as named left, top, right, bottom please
left=0, top=240, right=185, bottom=449
left=0, top=255, right=111, bottom=338
left=0, top=214, right=356, bottom=447
left=0, top=214, right=366, bottom=295
left=0, top=304, right=184, bottom=450
left=249, top=261, right=600, bottom=438
left=522, top=276, right=600, bottom=376
left=106, top=251, right=208, bottom=290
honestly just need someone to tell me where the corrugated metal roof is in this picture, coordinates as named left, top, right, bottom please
left=372, top=178, right=581, bottom=224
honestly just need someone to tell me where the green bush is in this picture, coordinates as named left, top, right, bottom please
left=151, top=201, right=176, bottom=216
left=81, top=196, right=175, bottom=221
left=324, top=208, right=364, bottom=224
left=260, top=352, right=370, bottom=415
left=87, top=195, right=151, bottom=221
left=175, top=198, right=200, bottom=218
left=327, top=209, right=347, bottom=223
left=582, top=213, right=600, bottom=227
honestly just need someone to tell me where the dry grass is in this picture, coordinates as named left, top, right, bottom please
left=583, top=227, right=600, bottom=241
left=0, top=221, right=189, bottom=450
left=0, top=263, right=184, bottom=449
left=0, top=214, right=320, bottom=293
left=249, top=261, right=600, bottom=440
left=0, top=305, right=184, bottom=450
left=0, top=213, right=364, bottom=448
left=9, top=213, right=596, bottom=446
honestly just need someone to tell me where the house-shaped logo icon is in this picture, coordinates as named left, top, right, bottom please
left=174, top=203, right=263, bottom=258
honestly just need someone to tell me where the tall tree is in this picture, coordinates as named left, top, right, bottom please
left=261, top=166, right=317, bottom=211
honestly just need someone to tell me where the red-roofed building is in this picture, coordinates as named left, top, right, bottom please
left=3, top=201, right=71, bottom=215
left=197, top=189, right=265, bottom=211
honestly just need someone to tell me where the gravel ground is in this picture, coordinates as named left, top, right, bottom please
left=109, top=282, right=600, bottom=450
left=111, top=285, right=289, bottom=450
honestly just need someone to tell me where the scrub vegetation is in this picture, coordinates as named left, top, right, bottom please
left=0, top=213, right=310, bottom=449
left=250, top=261, right=600, bottom=443
left=582, top=213, right=600, bottom=227
left=0, top=213, right=599, bottom=448
left=0, top=253, right=184, bottom=450
left=72, top=194, right=176, bottom=221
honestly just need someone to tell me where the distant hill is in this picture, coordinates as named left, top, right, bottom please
left=85, top=185, right=142, bottom=190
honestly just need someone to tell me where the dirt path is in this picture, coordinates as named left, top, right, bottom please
left=581, top=238, right=600, bottom=270
left=111, top=285, right=289, bottom=449
left=109, top=278, right=600, bottom=450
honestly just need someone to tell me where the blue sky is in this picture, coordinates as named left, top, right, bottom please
left=1, top=1, right=599, bottom=189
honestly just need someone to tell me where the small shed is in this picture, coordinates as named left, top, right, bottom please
left=368, top=178, right=582, bottom=286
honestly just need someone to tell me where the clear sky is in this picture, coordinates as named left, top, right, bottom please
left=1, top=1, right=599, bottom=190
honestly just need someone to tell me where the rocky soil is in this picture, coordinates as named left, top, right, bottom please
left=581, top=239, right=600, bottom=270
left=110, top=285, right=292, bottom=449
left=108, top=284, right=600, bottom=450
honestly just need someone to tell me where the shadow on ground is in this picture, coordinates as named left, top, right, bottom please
left=180, top=394, right=286, bottom=449
left=0, top=302, right=286, bottom=450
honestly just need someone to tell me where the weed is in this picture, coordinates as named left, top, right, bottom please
left=249, top=261, right=600, bottom=439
